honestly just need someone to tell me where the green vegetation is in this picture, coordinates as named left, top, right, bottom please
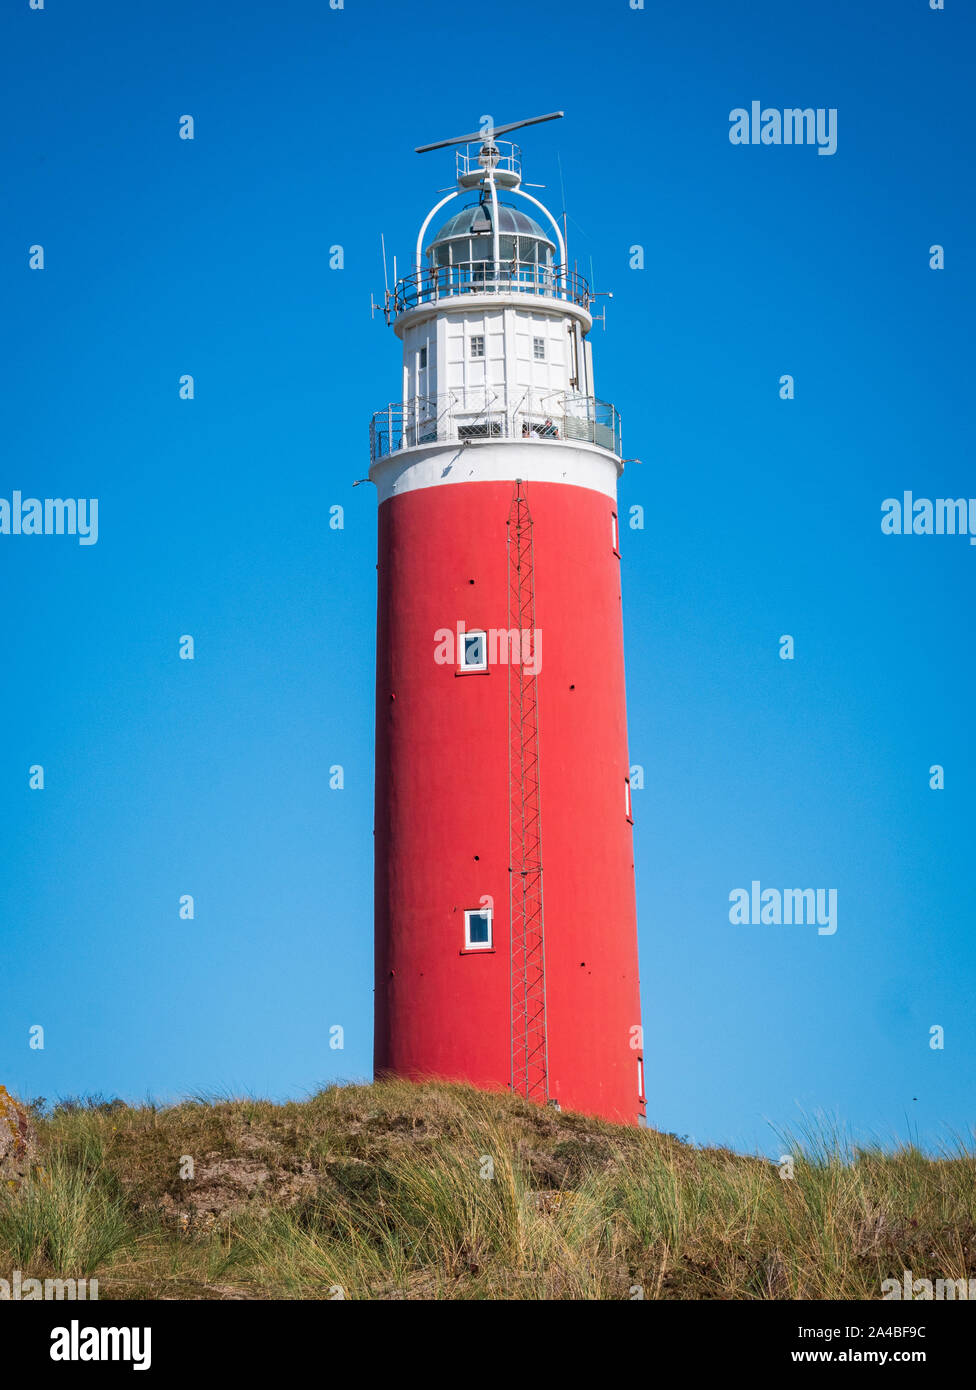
left=2, top=1081, right=973, bottom=1300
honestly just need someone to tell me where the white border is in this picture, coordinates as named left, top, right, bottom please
left=464, top=907, right=493, bottom=950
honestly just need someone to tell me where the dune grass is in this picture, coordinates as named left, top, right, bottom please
left=1, top=1080, right=973, bottom=1299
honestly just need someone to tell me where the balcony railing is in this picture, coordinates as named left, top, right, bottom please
left=390, top=260, right=591, bottom=316
left=455, top=140, right=522, bottom=184
left=370, top=389, right=622, bottom=464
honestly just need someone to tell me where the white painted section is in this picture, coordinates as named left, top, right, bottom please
left=426, top=306, right=578, bottom=400
left=444, top=307, right=507, bottom=395
left=402, top=319, right=437, bottom=401
left=370, top=438, right=622, bottom=505
left=511, top=308, right=571, bottom=395
left=380, top=179, right=618, bottom=508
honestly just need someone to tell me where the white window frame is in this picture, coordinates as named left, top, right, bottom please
left=464, top=907, right=493, bottom=951
left=419, top=345, right=427, bottom=369
left=532, top=336, right=546, bottom=361
left=611, top=510, right=619, bottom=554
left=459, top=629, right=488, bottom=672
left=637, top=1055, right=645, bottom=1102
left=469, top=334, right=485, bottom=359
left=624, top=776, right=632, bottom=820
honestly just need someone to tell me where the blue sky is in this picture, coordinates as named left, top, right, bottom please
left=1, top=0, right=972, bottom=1157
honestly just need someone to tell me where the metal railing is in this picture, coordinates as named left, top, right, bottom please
left=370, top=389, right=622, bottom=463
left=391, top=260, right=591, bottom=315
left=456, top=140, right=522, bottom=183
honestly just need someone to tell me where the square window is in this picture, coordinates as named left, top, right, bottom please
left=533, top=336, right=546, bottom=361
left=465, top=908, right=492, bottom=950
left=460, top=630, right=487, bottom=671
left=419, top=346, right=427, bottom=369
left=470, top=335, right=485, bottom=359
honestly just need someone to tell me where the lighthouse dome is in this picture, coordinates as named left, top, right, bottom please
left=427, top=202, right=556, bottom=268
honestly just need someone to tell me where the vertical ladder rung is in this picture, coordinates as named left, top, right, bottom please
left=508, top=479, right=549, bottom=1105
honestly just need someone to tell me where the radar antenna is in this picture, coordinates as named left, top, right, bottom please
left=415, top=111, right=564, bottom=154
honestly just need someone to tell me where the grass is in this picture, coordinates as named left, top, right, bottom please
left=1, top=1080, right=973, bottom=1299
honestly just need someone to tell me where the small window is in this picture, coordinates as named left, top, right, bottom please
left=624, top=777, right=632, bottom=820
left=464, top=908, right=492, bottom=950
left=470, top=335, right=485, bottom=359
left=419, top=346, right=427, bottom=369
left=533, top=336, right=546, bottom=361
left=637, top=1055, right=645, bottom=1102
left=459, top=630, right=487, bottom=671
left=611, top=511, right=619, bottom=554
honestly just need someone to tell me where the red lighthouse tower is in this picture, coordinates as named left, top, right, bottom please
left=370, top=114, right=645, bottom=1126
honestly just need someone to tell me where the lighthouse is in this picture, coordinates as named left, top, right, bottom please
left=369, top=114, right=645, bottom=1126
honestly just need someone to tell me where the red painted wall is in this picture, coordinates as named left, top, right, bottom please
left=373, top=473, right=644, bottom=1125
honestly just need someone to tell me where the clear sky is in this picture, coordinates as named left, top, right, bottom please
left=1, top=0, right=972, bottom=1158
